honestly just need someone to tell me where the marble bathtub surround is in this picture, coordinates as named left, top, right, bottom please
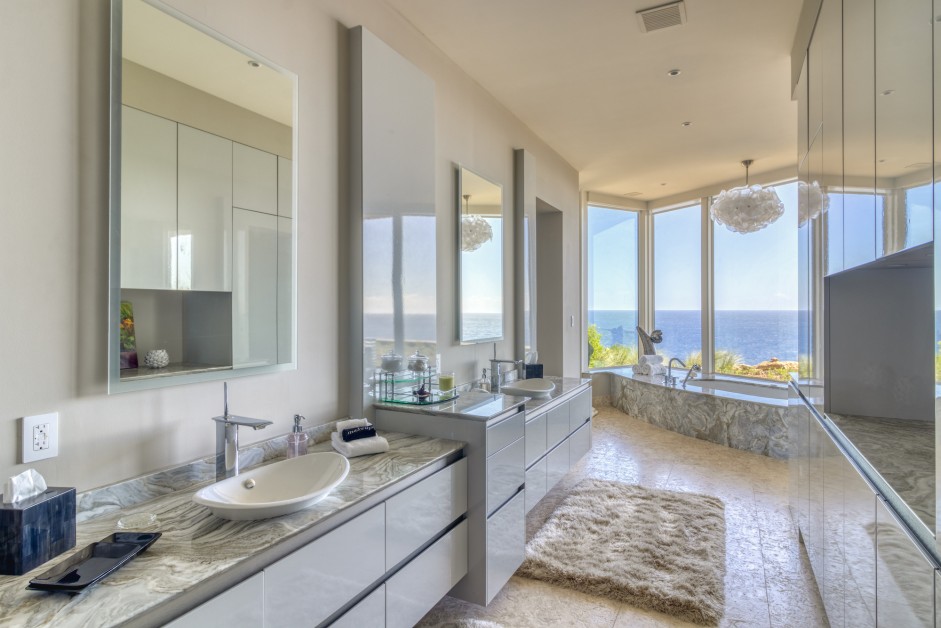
left=611, top=372, right=788, bottom=458
left=0, top=432, right=464, bottom=628
left=827, top=412, right=935, bottom=530
left=77, top=419, right=347, bottom=523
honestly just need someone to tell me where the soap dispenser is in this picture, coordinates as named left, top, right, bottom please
left=287, top=414, right=308, bottom=458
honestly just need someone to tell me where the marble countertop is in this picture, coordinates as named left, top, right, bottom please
left=520, top=377, right=592, bottom=413
left=0, top=432, right=464, bottom=628
left=374, top=377, right=592, bottom=421
left=375, top=389, right=528, bottom=421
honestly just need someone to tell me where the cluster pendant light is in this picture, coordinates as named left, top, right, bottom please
left=460, top=194, right=493, bottom=252
left=709, top=159, right=785, bottom=234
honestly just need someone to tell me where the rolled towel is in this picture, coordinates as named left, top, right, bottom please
left=342, top=425, right=377, bottom=442
left=336, top=417, right=370, bottom=433
left=639, top=354, right=663, bottom=366
left=648, top=365, right=666, bottom=377
left=331, top=432, right=390, bottom=458
left=631, top=364, right=642, bottom=375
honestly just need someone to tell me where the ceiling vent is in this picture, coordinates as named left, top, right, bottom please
left=636, top=1, right=687, bottom=33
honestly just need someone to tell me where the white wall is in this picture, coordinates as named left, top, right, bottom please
left=0, top=0, right=578, bottom=491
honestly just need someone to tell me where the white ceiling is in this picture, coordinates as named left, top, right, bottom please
left=385, top=0, right=803, bottom=203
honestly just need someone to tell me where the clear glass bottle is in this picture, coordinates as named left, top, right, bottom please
left=287, top=414, right=308, bottom=458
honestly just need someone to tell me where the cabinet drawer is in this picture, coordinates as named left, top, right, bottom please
left=546, top=440, right=569, bottom=493
left=331, top=584, right=385, bottom=628
left=486, top=489, right=525, bottom=604
left=546, top=402, right=570, bottom=448
left=569, top=389, right=592, bottom=433
left=486, top=437, right=525, bottom=516
left=525, top=458, right=547, bottom=513
left=487, top=411, right=525, bottom=456
left=166, top=572, right=263, bottom=628
left=386, top=521, right=468, bottom=628
left=569, top=420, right=591, bottom=465
left=265, top=505, right=385, bottom=627
left=525, top=413, right=547, bottom=467
left=386, top=458, right=467, bottom=569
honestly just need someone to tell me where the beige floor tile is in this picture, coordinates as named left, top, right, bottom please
left=419, top=406, right=828, bottom=628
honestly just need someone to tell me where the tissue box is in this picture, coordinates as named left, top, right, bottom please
left=0, top=487, right=76, bottom=576
left=524, top=363, right=543, bottom=379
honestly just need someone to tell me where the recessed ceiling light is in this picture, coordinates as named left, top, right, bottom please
left=880, top=89, right=894, bottom=96
left=622, top=192, right=643, bottom=197
left=247, top=60, right=261, bottom=68
left=681, top=121, right=692, bottom=127
left=667, top=69, right=681, bottom=77
left=660, top=182, right=667, bottom=186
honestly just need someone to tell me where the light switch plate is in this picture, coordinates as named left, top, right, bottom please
left=21, top=412, right=59, bottom=463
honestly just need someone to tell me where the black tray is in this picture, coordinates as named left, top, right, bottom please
left=27, top=532, right=161, bottom=593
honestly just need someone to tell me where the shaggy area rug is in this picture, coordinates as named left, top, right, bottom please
left=518, top=479, right=726, bottom=625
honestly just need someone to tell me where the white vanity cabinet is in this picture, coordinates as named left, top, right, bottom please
left=524, top=387, right=593, bottom=514
left=165, top=572, right=265, bottom=628
left=120, top=106, right=178, bottom=291
left=375, top=405, right=526, bottom=607
left=234, top=143, right=278, bottom=216
left=177, top=124, right=233, bottom=292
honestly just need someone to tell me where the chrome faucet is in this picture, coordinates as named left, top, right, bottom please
left=489, top=359, right=523, bottom=393
left=212, top=383, right=273, bottom=481
left=682, top=364, right=701, bottom=388
left=666, top=358, right=687, bottom=387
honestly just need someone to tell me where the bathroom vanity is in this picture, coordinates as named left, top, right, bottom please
left=0, top=433, right=466, bottom=627
left=374, top=377, right=592, bottom=607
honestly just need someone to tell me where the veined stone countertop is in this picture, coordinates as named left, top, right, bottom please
left=374, top=377, right=592, bottom=421
left=0, top=432, right=464, bottom=628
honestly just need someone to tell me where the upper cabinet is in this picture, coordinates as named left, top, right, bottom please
left=111, top=0, right=297, bottom=392
left=121, top=106, right=177, bottom=291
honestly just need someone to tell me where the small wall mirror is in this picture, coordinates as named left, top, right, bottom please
left=110, top=0, right=297, bottom=392
left=457, top=167, right=504, bottom=343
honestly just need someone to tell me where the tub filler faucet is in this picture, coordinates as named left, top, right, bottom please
left=212, top=382, right=272, bottom=481
left=666, top=358, right=686, bottom=387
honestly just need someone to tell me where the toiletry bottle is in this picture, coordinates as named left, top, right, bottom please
left=287, top=414, right=308, bottom=458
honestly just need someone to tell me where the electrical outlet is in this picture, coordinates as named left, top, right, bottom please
left=22, top=412, right=59, bottom=463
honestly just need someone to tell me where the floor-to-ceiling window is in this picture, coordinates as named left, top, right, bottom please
left=653, top=203, right=701, bottom=363
left=587, top=205, right=639, bottom=367
left=713, top=181, right=798, bottom=380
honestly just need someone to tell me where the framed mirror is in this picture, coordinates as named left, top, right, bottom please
left=457, top=167, right=503, bottom=343
left=109, top=0, right=297, bottom=392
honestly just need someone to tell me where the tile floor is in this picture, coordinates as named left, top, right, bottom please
left=418, top=404, right=829, bottom=628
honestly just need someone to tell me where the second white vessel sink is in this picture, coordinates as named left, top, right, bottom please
left=193, top=452, right=350, bottom=521
left=500, top=378, right=556, bottom=399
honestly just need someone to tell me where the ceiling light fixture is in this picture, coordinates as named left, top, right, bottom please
left=880, top=89, right=894, bottom=96
left=798, top=180, right=829, bottom=227
left=709, top=159, right=784, bottom=234
left=461, top=194, right=493, bottom=253
left=247, top=60, right=261, bottom=68
left=681, top=121, right=692, bottom=127
left=667, top=69, right=681, bottom=77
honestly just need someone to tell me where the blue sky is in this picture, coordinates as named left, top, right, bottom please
left=589, top=181, right=800, bottom=312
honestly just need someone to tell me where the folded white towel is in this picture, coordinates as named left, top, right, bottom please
left=631, top=363, right=650, bottom=375
left=639, top=354, right=663, bottom=365
left=331, top=432, right=389, bottom=458
left=336, top=418, right=370, bottom=433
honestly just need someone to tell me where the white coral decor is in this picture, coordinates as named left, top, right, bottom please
left=710, top=184, right=785, bottom=234
left=143, top=349, right=170, bottom=369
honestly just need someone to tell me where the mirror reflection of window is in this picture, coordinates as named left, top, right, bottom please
left=458, top=168, right=504, bottom=343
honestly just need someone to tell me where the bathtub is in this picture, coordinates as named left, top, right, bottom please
left=684, top=376, right=788, bottom=401
left=603, top=369, right=789, bottom=458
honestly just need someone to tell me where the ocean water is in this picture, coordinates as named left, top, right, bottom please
left=589, top=310, right=801, bottom=365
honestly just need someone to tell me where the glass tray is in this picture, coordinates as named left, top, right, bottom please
left=27, top=532, right=161, bottom=593
left=379, top=391, right=460, bottom=406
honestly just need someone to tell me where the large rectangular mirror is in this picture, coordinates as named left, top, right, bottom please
left=457, top=167, right=503, bottom=343
left=109, top=0, right=297, bottom=392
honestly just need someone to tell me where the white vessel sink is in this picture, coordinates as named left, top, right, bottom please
left=193, top=452, right=350, bottom=521
left=500, top=378, right=556, bottom=399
